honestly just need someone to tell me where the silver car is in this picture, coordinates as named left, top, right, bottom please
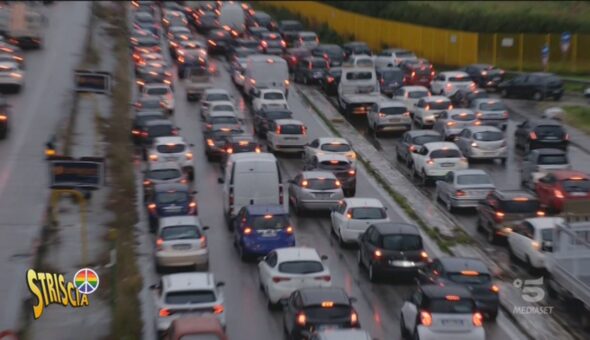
left=470, top=98, right=509, bottom=131
left=521, top=148, right=571, bottom=189
left=433, top=109, right=480, bottom=140
left=143, top=162, right=187, bottom=201
left=155, top=216, right=209, bottom=271
left=288, top=171, right=345, bottom=214
left=435, top=169, right=495, bottom=212
left=455, top=126, right=507, bottom=164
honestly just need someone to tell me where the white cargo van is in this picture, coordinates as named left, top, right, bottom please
left=219, top=2, right=245, bottom=37
left=219, top=152, right=286, bottom=225
left=244, top=55, right=289, bottom=99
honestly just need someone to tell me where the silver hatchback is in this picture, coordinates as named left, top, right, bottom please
left=288, top=171, right=344, bottom=214
left=455, top=126, right=507, bottom=164
left=433, top=109, right=480, bottom=140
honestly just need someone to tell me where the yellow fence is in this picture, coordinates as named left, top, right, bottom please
left=262, top=1, right=590, bottom=73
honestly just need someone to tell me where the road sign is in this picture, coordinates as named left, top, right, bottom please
left=541, top=44, right=549, bottom=66
left=560, top=32, right=571, bottom=53
left=74, top=70, right=112, bottom=95
left=48, top=156, right=105, bottom=190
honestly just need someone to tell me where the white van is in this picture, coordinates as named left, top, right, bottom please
left=219, top=152, right=286, bottom=224
left=219, top=2, right=245, bottom=37
left=244, top=55, right=290, bottom=99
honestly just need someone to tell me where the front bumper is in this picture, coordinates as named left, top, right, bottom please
left=156, top=248, right=208, bottom=267
left=417, top=326, right=485, bottom=340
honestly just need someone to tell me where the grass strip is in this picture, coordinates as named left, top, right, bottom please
left=563, top=106, right=590, bottom=135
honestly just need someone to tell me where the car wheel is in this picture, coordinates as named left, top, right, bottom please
left=238, top=242, right=248, bottom=261
left=368, top=262, right=378, bottom=282
left=400, top=314, right=410, bottom=339
left=421, top=170, right=429, bottom=186
left=524, top=142, right=531, bottom=154
left=445, top=195, right=455, bottom=213
left=525, top=255, right=536, bottom=273
left=533, top=91, right=543, bottom=101
left=508, top=243, right=517, bottom=260
left=338, top=229, right=346, bottom=248
left=476, top=217, right=484, bottom=232
left=500, top=158, right=507, bottom=166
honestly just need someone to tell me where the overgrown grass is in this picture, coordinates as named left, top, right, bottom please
left=563, top=106, right=590, bottom=135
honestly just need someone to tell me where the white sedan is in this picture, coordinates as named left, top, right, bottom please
left=142, top=83, right=175, bottom=114
left=330, top=198, right=389, bottom=246
left=303, top=137, right=356, bottom=165
left=258, top=247, right=331, bottom=307
left=0, top=61, right=24, bottom=93
left=411, top=142, right=468, bottom=185
left=507, top=217, right=561, bottom=269
left=147, top=136, right=195, bottom=180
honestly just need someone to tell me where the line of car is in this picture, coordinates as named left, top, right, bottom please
left=0, top=35, right=26, bottom=140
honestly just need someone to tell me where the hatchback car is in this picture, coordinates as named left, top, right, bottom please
left=395, top=130, right=443, bottom=167
left=358, top=222, right=428, bottom=282
left=430, top=71, right=476, bottom=97
left=153, top=273, right=225, bottom=334
left=433, top=109, right=479, bottom=140
left=258, top=247, right=331, bottom=307
left=252, top=88, right=289, bottom=113
left=498, top=72, right=563, bottom=101
left=411, top=142, right=468, bottom=185
left=288, top=171, right=344, bottom=214
left=477, top=190, right=543, bottom=243
left=155, top=216, right=209, bottom=272
left=203, top=111, right=241, bottom=133
left=142, top=161, right=186, bottom=201
left=400, top=284, right=485, bottom=340
left=435, top=169, right=495, bottom=212
left=142, top=83, right=175, bottom=114
left=200, top=88, right=233, bottom=116
left=470, top=98, right=509, bottom=131
left=454, top=126, right=507, bottom=163
left=202, top=100, right=237, bottom=121
left=514, top=119, right=569, bottom=153
left=535, top=170, right=590, bottom=213
left=136, top=67, right=173, bottom=90
left=133, top=95, right=165, bottom=112
left=367, top=100, right=411, bottom=135
left=253, top=108, right=293, bottom=138
left=147, top=136, right=195, bottom=179
left=508, top=217, right=561, bottom=270
left=283, top=287, right=360, bottom=340
left=266, top=119, right=308, bottom=154
left=450, top=88, right=489, bottom=109
left=330, top=198, right=390, bottom=246
left=232, top=205, right=295, bottom=260
left=146, top=183, right=198, bottom=232
left=294, top=57, right=329, bottom=85
left=417, top=257, right=499, bottom=320
left=400, top=59, right=435, bottom=88
left=305, top=154, right=356, bottom=197
left=284, top=47, right=313, bottom=72
left=311, top=44, right=344, bottom=67
left=521, top=148, right=571, bottom=189
left=412, top=96, right=453, bottom=128
left=165, top=316, right=227, bottom=340
left=203, top=127, right=246, bottom=161
left=342, top=41, right=371, bottom=59
left=139, top=120, right=178, bottom=154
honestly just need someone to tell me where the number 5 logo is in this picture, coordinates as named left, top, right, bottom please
left=513, top=277, right=545, bottom=302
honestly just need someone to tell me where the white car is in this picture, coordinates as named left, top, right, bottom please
left=303, top=137, right=356, bottom=165
left=258, top=247, right=331, bottom=306
left=330, top=198, right=390, bottom=246
left=0, top=61, right=24, bottom=93
left=508, top=217, right=562, bottom=269
left=203, top=100, right=237, bottom=121
left=142, top=83, right=175, bottom=114
left=400, top=285, right=485, bottom=340
left=347, top=55, right=375, bottom=68
left=153, top=273, right=225, bottom=333
left=367, top=100, right=411, bottom=135
left=392, top=86, right=431, bottom=113
left=310, top=329, right=372, bottom=340
left=375, top=48, right=417, bottom=68
left=294, top=31, right=319, bottom=49
left=252, top=88, right=288, bottom=113
left=412, top=96, right=453, bottom=128
left=430, top=71, right=476, bottom=97
left=266, top=119, right=308, bottom=154
left=411, top=142, right=468, bottom=185
left=148, top=136, right=195, bottom=180
left=155, top=216, right=209, bottom=271
left=200, top=88, right=233, bottom=117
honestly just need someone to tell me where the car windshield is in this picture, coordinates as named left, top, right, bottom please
left=320, top=143, right=351, bottom=152
left=350, top=207, right=386, bottom=220
left=307, top=178, right=340, bottom=190
left=449, top=76, right=468, bottom=82
left=413, top=135, right=442, bottom=145
left=279, top=124, right=304, bottom=135
left=147, top=125, right=173, bottom=137
left=381, top=70, right=404, bottom=82
left=304, top=306, right=350, bottom=320
left=278, top=261, right=324, bottom=274
left=156, top=191, right=189, bottom=204
left=382, top=234, right=422, bottom=251
left=210, top=116, right=238, bottom=124
left=428, top=298, right=475, bottom=313
left=251, top=214, right=289, bottom=230
left=345, top=72, right=372, bottom=80
left=207, top=94, right=231, bottom=101
left=147, top=87, right=169, bottom=95
left=265, top=111, right=292, bottom=120
left=165, top=290, right=216, bottom=304
left=264, top=92, right=284, bottom=100
left=538, top=155, right=568, bottom=165
left=156, top=144, right=186, bottom=153
left=479, top=101, right=505, bottom=111
left=323, top=47, right=342, bottom=58
left=473, top=131, right=503, bottom=141
left=456, top=174, right=493, bottom=185
left=562, top=178, right=590, bottom=193
left=429, top=101, right=451, bottom=110
left=381, top=107, right=407, bottom=115
left=161, top=225, right=201, bottom=240
left=448, top=272, right=491, bottom=285
left=451, top=113, right=476, bottom=121
left=212, top=105, right=234, bottom=112
left=430, top=149, right=461, bottom=158
left=148, top=169, right=181, bottom=180
left=408, top=91, right=429, bottom=99
left=499, top=199, right=540, bottom=213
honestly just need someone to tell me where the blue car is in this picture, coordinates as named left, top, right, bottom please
left=146, top=183, right=197, bottom=232
left=232, top=205, right=295, bottom=260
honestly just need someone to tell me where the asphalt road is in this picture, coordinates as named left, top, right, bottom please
left=0, top=1, right=90, bottom=330
left=131, top=24, right=526, bottom=339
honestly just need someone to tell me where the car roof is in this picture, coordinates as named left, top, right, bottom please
left=372, top=222, right=420, bottom=235
left=437, top=257, right=490, bottom=274
left=315, top=153, right=350, bottom=162
left=406, top=130, right=441, bottom=137
left=317, top=137, right=349, bottom=145
left=378, top=100, right=406, bottom=108
left=159, top=216, right=202, bottom=229
left=154, top=136, right=185, bottom=145
left=205, top=88, right=230, bottom=95
left=441, top=71, right=469, bottom=77
left=136, top=110, right=165, bottom=117
left=342, top=197, right=384, bottom=207
left=472, top=98, right=501, bottom=105
left=274, top=119, right=304, bottom=125
left=422, top=142, right=459, bottom=150
left=401, top=85, right=429, bottom=91
left=494, top=189, right=537, bottom=200
left=298, top=31, right=317, bottom=36
left=420, top=284, right=473, bottom=299
left=301, top=171, right=338, bottom=180
left=226, top=134, right=255, bottom=142
left=463, top=125, right=503, bottom=133
left=145, top=119, right=173, bottom=126
left=446, top=109, right=475, bottom=116
left=170, top=316, right=223, bottom=336
left=228, top=152, right=276, bottom=162
left=144, top=83, right=171, bottom=90
left=245, top=204, right=287, bottom=215
left=524, top=217, right=563, bottom=229
left=275, top=247, right=321, bottom=262
left=550, top=170, right=589, bottom=180
left=260, top=88, right=284, bottom=93
left=209, top=110, right=238, bottom=117
left=147, top=161, right=181, bottom=171
left=342, top=66, right=374, bottom=73
left=424, top=95, right=450, bottom=102
left=299, top=287, right=350, bottom=306
left=531, top=148, right=567, bottom=155
left=382, top=48, right=410, bottom=53
left=153, top=182, right=190, bottom=192
left=163, top=273, right=215, bottom=292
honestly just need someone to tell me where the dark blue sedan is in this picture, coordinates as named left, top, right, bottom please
left=146, top=183, right=197, bottom=232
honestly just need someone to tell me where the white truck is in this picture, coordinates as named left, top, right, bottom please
left=544, top=200, right=590, bottom=327
left=0, top=2, right=44, bottom=49
left=337, top=66, right=383, bottom=117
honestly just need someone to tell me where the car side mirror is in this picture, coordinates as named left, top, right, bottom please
left=320, top=255, right=328, bottom=261
left=149, top=283, right=159, bottom=290
left=216, top=281, right=225, bottom=288
left=202, top=225, right=210, bottom=231
left=192, top=190, right=198, bottom=194
left=218, top=177, right=224, bottom=184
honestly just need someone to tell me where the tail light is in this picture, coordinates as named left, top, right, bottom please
left=565, top=133, right=569, bottom=141
left=290, top=56, right=297, bottom=63
left=207, top=139, right=215, bottom=147
left=285, top=226, right=294, bottom=234
left=447, top=121, right=456, bottom=126
left=426, top=159, right=434, bottom=165
left=226, top=148, right=233, bottom=154
left=132, top=129, right=140, bottom=135
left=373, top=249, right=382, bottom=259
left=554, top=189, right=564, bottom=199
left=208, top=39, right=217, bottom=46
left=302, top=126, right=307, bottom=135
left=159, top=308, right=171, bottom=317
left=141, top=131, right=149, bottom=137
left=244, top=227, right=253, bottom=235
left=296, top=312, right=306, bottom=326
left=156, top=237, right=163, bottom=250
left=378, top=112, right=386, bottom=118
left=314, top=275, right=331, bottom=282
left=348, top=169, right=356, bottom=176
left=408, top=145, right=416, bottom=152
left=335, top=180, right=341, bottom=187
left=491, top=284, right=500, bottom=293
left=425, top=105, right=430, bottom=111
left=301, top=180, right=309, bottom=188
left=503, top=111, right=509, bottom=119
left=148, top=203, right=157, bottom=211
left=481, top=70, right=488, bottom=76
left=189, top=201, right=198, bottom=214
left=261, top=40, right=268, bottom=47
left=473, top=120, right=482, bottom=126
left=323, top=53, right=329, bottom=60
left=185, top=152, right=193, bottom=160
left=411, top=71, right=416, bottom=78
left=350, top=311, right=359, bottom=326
left=327, top=76, right=335, bottom=83
left=472, top=312, right=483, bottom=327
left=276, top=125, right=282, bottom=134
left=149, top=154, right=158, bottom=161
left=272, top=276, right=291, bottom=283
left=199, top=235, right=207, bottom=248
left=471, top=142, right=478, bottom=148
left=476, top=112, right=483, bottom=118
left=280, top=40, right=287, bottom=48
left=420, top=310, right=432, bottom=327
left=403, top=111, right=410, bottom=117
left=455, top=190, right=466, bottom=197
left=284, top=79, right=290, bottom=87
left=494, top=211, right=505, bottom=222
left=143, top=179, right=151, bottom=186
left=536, top=210, right=545, bottom=217
left=213, top=304, right=224, bottom=314
left=529, top=131, right=537, bottom=140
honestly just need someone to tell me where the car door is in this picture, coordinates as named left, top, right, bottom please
left=401, top=289, right=422, bottom=333
left=513, top=76, right=528, bottom=97
left=521, top=152, right=533, bottom=184
left=455, top=129, right=470, bottom=153
left=438, top=171, right=454, bottom=200
left=304, top=138, right=319, bottom=161
left=358, top=226, right=374, bottom=265
left=331, top=200, right=347, bottom=232
left=397, top=133, right=410, bottom=161
left=289, top=173, right=303, bottom=202
left=259, top=251, right=278, bottom=288
left=364, top=227, right=381, bottom=264
left=536, top=174, right=555, bottom=206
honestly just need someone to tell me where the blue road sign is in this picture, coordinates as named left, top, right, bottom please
left=541, top=44, right=549, bottom=65
left=561, top=32, right=571, bottom=53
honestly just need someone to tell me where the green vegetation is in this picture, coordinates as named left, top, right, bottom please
left=563, top=106, right=590, bottom=135
left=324, top=1, right=590, bottom=33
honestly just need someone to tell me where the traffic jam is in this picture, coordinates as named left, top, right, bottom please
left=129, top=1, right=590, bottom=340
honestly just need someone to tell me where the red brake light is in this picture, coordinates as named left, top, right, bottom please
left=495, top=211, right=505, bottom=221
left=213, top=304, right=224, bottom=314
left=473, top=312, right=483, bottom=327
left=296, top=312, right=306, bottom=326
left=285, top=226, right=294, bottom=234
left=348, top=169, right=356, bottom=176
left=199, top=236, right=207, bottom=248
left=373, top=249, right=382, bottom=258
left=554, top=189, right=564, bottom=199
left=455, top=190, right=466, bottom=197
left=420, top=310, right=432, bottom=327
left=350, top=311, right=359, bottom=326
left=156, top=238, right=163, bottom=250
left=491, top=284, right=500, bottom=293
left=276, top=125, right=282, bottom=134
left=272, top=276, right=291, bottom=283
left=244, top=227, right=253, bottom=235
left=529, top=131, right=537, bottom=140
left=159, top=308, right=170, bottom=317
left=315, top=275, right=331, bottom=282
left=148, top=203, right=157, bottom=210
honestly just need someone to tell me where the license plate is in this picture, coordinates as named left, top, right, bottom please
left=165, top=156, right=178, bottom=161
left=388, top=117, right=400, bottom=122
left=390, top=260, right=415, bottom=267
left=173, top=244, right=191, bottom=250
left=442, top=319, right=463, bottom=326
left=441, top=163, right=454, bottom=167
left=283, top=137, right=299, bottom=141
left=315, top=193, right=332, bottom=198
left=570, top=192, right=588, bottom=197
left=545, top=136, right=558, bottom=140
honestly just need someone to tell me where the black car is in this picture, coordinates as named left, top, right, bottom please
left=395, top=130, right=443, bottom=167
left=0, top=97, right=10, bottom=139
left=247, top=26, right=270, bottom=41
left=514, top=119, right=569, bottom=152
left=376, top=67, right=404, bottom=96
left=461, top=64, right=505, bottom=89
left=139, top=119, right=178, bottom=155
left=253, top=108, right=293, bottom=138
left=278, top=20, right=304, bottom=47
left=207, top=29, right=232, bottom=54
left=131, top=34, right=161, bottom=55
left=246, top=11, right=276, bottom=31
left=498, top=72, right=564, bottom=101
left=319, top=67, right=342, bottom=96
left=136, top=67, right=172, bottom=90
left=283, top=287, right=360, bottom=340
left=219, top=134, right=263, bottom=168
left=358, top=222, right=428, bottom=281
left=134, top=95, right=165, bottom=112
left=145, top=183, right=197, bottom=232
left=176, top=49, right=206, bottom=78
left=450, top=88, right=489, bottom=108
left=131, top=111, right=166, bottom=145
left=203, top=127, right=246, bottom=161
left=195, top=12, right=220, bottom=34
left=294, top=57, right=329, bottom=85
left=311, top=44, right=344, bottom=67
left=226, top=38, right=259, bottom=60
left=283, top=47, right=312, bottom=72
left=342, top=41, right=371, bottom=60
left=417, top=257, right=500, bottom=320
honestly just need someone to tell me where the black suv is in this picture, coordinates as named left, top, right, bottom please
left=253, top=108, right=293, bottom=138
left=514, top=119, right=569, bottom=152
left=477, top=190, right=542, bottom=243
left=376, top=67, right=404, bottom=97
left=498, top=72, right=563, bottom=101
left=283, top=287, right=360, bottom=340
left=417, top=257, right=500, bottom=320
left=294, top=57, right=329, bottom=85
left=358, top=222, right=429, bottom=282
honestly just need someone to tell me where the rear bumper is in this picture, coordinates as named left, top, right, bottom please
left=299, top=199, right=341, bottom=210
left=468, top=147, right=507, bottom=159
left=373, top=260, right=426, bottom=276
left=417, top=326, right=485, bottom=340
left=274, top=144, right=305, bottom=153
left=156, top=249, right=208, bottom=267
left=340, top=228, right=366, bottom=243
left=450, top=197, right=485, bottom=208
left=242, top=239, right=296, bottom=256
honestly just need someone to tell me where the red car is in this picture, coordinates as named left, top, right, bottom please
left=535, top=170, right=590, bottom=213
left=165, top=316, right=227, bottom=340
left=400, top=59, right=435, bottom=87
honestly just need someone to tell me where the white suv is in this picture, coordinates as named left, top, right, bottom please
left=155, top=216, right=209, bottom=271
left=148, top=136, right=195, bottom=180
left=266, top=119, right=308, bottom=154
left=430, top=71, right=476, bottom=97
left=252, top=88, right=288, bottom=113
left=411, top=142, right=468, bottom=185
left=412, top=96, right=452, bottom=128
left=367, top=100, right=411, bottom=135
left=330, top=198, right=390, bottom=246
left=303, top=137, right=356, bottom=165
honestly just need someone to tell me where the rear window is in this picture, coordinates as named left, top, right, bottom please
left=304, top=306, right=350, bottom=319
left=448, top=272, right=491, bottom=285
left=212, top=104, right=234, bottom=112
left=413, top=135, right=442, bottom=145
left=278, top=261, right=324, bottom=274
left=264, top=92, right=285, bottom=100
left=160, top=225, right=201, bottom=240
left=451, top=113, right=476, bottom=121
left=148, top=125, right=173, bottom=137
left=307, top=178, right=340, bottom=190
left=311, top=60, right=327, bottom=69
left=479, top=102, right=505, bottom=111
left=156, top=191, right=189, bottom=204
left=156, top=144, right=186, bottom=153
left=210, top=116, right=239, bottom=124
left=207, top=94, right=231, bottom=101
left=279, top=124, right=304, bottom=135
left=381, top=107, right=407, bottom=115
left=345, top=72, right=372, bottom=80
left=430, top=149, right=461, bottom=159
left=380, top=70, right=404, bottom=82
left=473, top=131, right=503, bottom=141
left=538, top=155, right=568, bottom=165
left=562, top=178, right=590, bottom=193
left=408, top=91, right=429, bottom=99
left=350, top=207, right=386, bottom=220
left=301, top=35, right=317, bottom=42
left=429, top=101, right=452, bottom=110
left=266, top=111, right=293, bottom=120
left=138, top=99, right=162, bottom=109
left=499, top=199, right=540, bottom=213
left=456, top=174, right=493, bottom=185
left=428, top=298, right=475, bottom=314
left=251, top=214, right=290, bottom=230
left=319, top=161, right=350, bottom=170
left=165, top=290, right=216, bottom=304
left=148, top=169, right=181, bottom=180
left=146, top=87, right=169, bottom=95
left=535, top=125, right=565, bottom=137
left=449, top=76, right=468, bottom=82
left=320, top=143, right=351, bottom=152
left=382, top=234, right=422, bottom=251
